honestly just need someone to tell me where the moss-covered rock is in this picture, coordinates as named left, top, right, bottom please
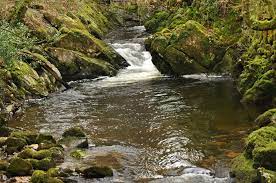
left=31, top=170, right=63, bottom=183
left=28, top=157, right=55, bottom=171
left=5, top=137, right=27, bottom=154
left=255, top=109, right=276, bottom=128
left=7, top=157, right=33, bottom=176
left=46, top=47, right=118, bottom=81
left=70, top=149, right=86, bottom=159
left=145, top=11, right=170, bottom=33
left=10, top=131, right=38, bottom=144
left=18, top=147, right=64, bottom=162
left=245, top=126, right=276, bottom=158
left=147, top=20, right=227, bottom=75
left=62, top=127, right=86, bottom=138
left=231, top=154, right=258, bottom=183
left=36, top=134, right=56, bottom=144
left=58, top=136, right=88, bottom=149
left=253, top=142, right=276, bottom=171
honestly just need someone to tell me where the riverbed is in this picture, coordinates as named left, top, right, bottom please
left=10, top=26, right=255, bottom=182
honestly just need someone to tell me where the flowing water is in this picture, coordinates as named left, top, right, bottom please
left=10, top=26, right=256, bottom=182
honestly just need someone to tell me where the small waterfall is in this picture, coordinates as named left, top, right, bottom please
left=98, top=26, right=161, bottom=87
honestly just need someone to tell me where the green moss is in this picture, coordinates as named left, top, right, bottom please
left=10, top=131, right=38, bottom=144
left=253, top=142, right=276, bottom=171
left=36, top=134, right=56, bottom=144
left=70, top=149, right=86, bottom=159
left=5, top=137, right=27, bottom=154
left=62, top=127, right=86, bottom=138
left=31, top=170, right=63, bottom=183
left=7, top=157, right=33, bottom=176
left=255, top=109, right=276, bottom=127
left=144, top=11, right=170, bottom=33
left=18, top=147, right=64, bottom=161
left=28, top=157, right=55, bottom=171
left=243, top=70, right=276, bottom=105
left=245, top=126, right=276, bottom=158
left=0, top=160, right=9, bottom=171
left=231, top=154, right=258, bottom=183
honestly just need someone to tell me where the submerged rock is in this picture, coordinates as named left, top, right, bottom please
left=78, top=166, right=113, bottom=179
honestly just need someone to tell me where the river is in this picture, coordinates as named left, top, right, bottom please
left=10, top=26, right=255, bottom=182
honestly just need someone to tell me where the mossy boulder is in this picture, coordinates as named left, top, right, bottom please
left=8, top=61, right=49, bottom=97
left=10, top=131, right=38, bottom=144
left=147, top=20, right=227, bottom=75
left=242, top=70, right=276, bottom=106
left=245, top=126, right=276, bottom=158
left=255, top=109, right=276, bottom=127
left=28, top=157, right=55, bottom=171
left=18, top=147, right=64, bottom=162
left=52, top=29, right=127, bottom=69
left=36, top=134, right=56, bottom=144
left=31, top=170, right=63, bottom=183
left=231, top=154, right=258, bottom=183
left=5, top=137, right=27, bottom=154
left=7, top=157, right=33, bottom=176
left=62, top=127, right=86, bottom=138
left=79, top=166, right=113, bottom=179
left=145, top=11, right=170, bottom=33
left=253, top=142, right=276, bottom=171
left=46, top=47, right=118, bottom=81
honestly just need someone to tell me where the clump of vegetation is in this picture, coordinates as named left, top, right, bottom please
left=0, top=21, right=36, bottom=63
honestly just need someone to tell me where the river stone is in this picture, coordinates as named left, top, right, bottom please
left=80, top=166, right=113, bottom=178
left=7, top=157, right=33, bottom=176
left=62, top=127, right=86, bottom=138
left=36, top=134, right=56, bottom=144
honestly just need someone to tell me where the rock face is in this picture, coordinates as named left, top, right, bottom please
left=146, top=20, right=226, bottom=76
left=0, top=0, right=129, bottom=119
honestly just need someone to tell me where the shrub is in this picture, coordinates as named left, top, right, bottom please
left=0, top=21, right=36, bottom=63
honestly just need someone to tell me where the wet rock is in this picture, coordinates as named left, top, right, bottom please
left=59, top=137, right=88, bottom=149
left=31, top=170, right=63, bottom=183
left=7, top=157, right=33, bottom=176
left=62, top=127, right=86, bottom=138
left=255, top=109, right=276, bottom=128
left=5, top=137, right=27, bottom=154
left=78, top=166, right=113, bottom=178
left=36, top=134, right=56, bottom=144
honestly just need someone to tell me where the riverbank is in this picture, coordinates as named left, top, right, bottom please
left=143, top=0, right=275, bottom=182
